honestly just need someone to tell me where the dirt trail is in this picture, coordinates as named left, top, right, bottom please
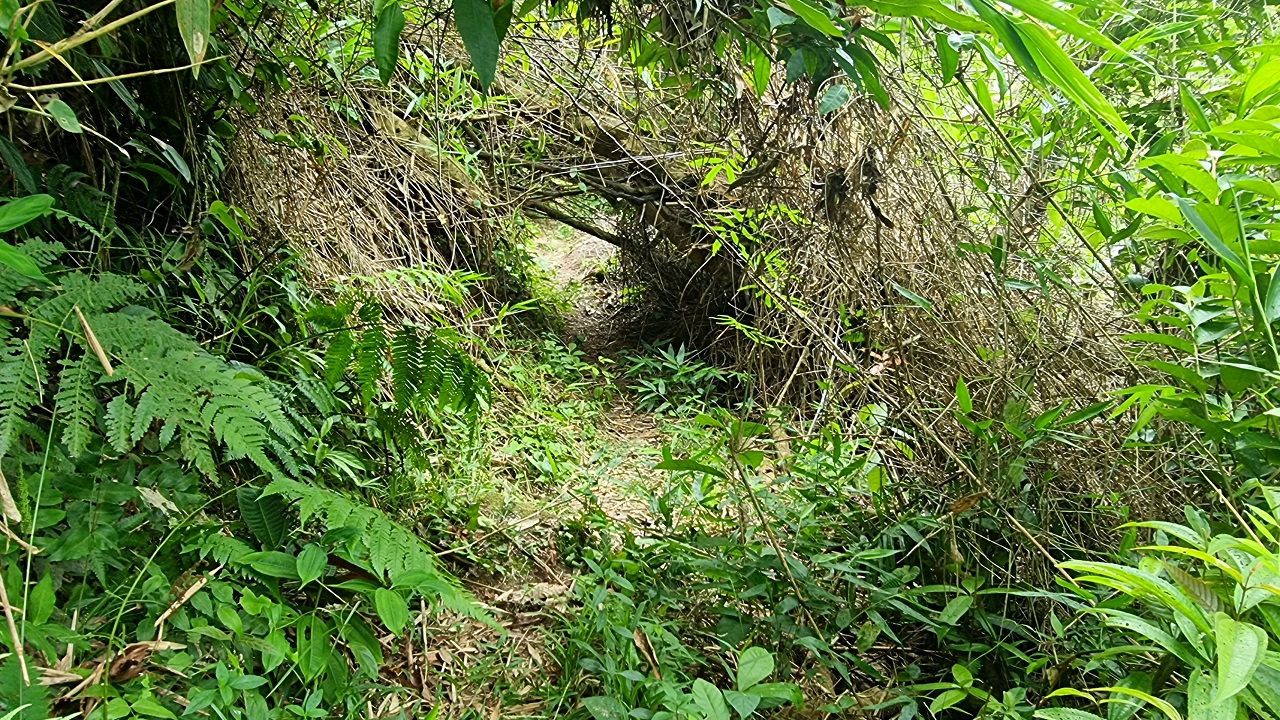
left=531, top=221, right=623, bottom=357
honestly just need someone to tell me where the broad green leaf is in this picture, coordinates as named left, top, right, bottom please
left=175, top=0, right=210, bottom=77
left=0, top=240, right=48, bottom=283
left=1189, top=668, right=1236, bottom=720
left=930, top=689, right=968, bottom=713
left=582, top=697, right=628, bottom=720
left=454, top=0, right=500, bottom=91
left=295, top=614, right=332, bottom=681
left=862, top=0, right=985, bottom=33
left=1096, top=686, right=1183, bottom=720
left=843, top=43, right=890, bottom=109
left=744, top=682, right=802, bottom=708
left=27, top=573, right=53, bottom=625
left=1243, top=59, right=1280, bottom=114
left=786, top=0, right=843, bottom=37
left=1215, top=130, right=1280, bottom=159
left=1018, top=21, right=1129, bottom=138
left=374, top=2, right=405, bottom=84
left=737, top=647, right=774, bottom=691
left=955, top=377, right=972, bottom=415
left=1062, top=560, right=1211, bottom=634
left=240, top=551, right=299, bottom=579
left=374, top=587, right=410, bottom=634
left=818, top=84, right=851, bottom=115
left=1124, top=333, right=1195, bottom=355
left=692, top=679, right=731, bottom=720
left=939, top=595, right=974, bottom=624
left=340, top=617, right=384, bottom=677
left=653, top=458, right=726, bottom=478
left=1141, top=155, right=1220, bottom=201
left=964, top=0, right=1042, bottom=84
left=131, top=697, right=177, bottom=720
left=296, top=544, right=327, bottom=587
left=0, top=194, right=54, bottom=233
left=1267, top=264, right=1280, bottom=322
left=766, top=7, right=795, bottom=28
left=724, top=689, right=760, bottom=719
left=45, top=99, right=82, bottom=134
left=1126, top=196, right=1181, bottom=223
left=1182, top=85, right=1212, bottom=132
left=1214, top=612, right=1267, bottom=703
left=237, top=486, right=289, bottom=548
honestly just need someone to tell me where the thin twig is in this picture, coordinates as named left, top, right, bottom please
left=0, top=567, right=29, bottom=684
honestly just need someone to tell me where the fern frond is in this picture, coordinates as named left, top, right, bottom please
left=0, top=339, right=41, bottom=459
left=355, top=323, right=387, bottom=407
left=200, top=533, right=255, bottom=566
left=263, top=478, right=494, bottom=626
left=391, top=326, right=420, bottom=410
left=324, top=330, right=354, bottom=387
left=54, top=352, right=98, bottom=457
left=104, top=395, right=133, bottom=452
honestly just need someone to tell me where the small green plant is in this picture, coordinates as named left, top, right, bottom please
left=624, top=344, right=747, bottom=415
left=1048, top=497, right=1280, bottom=720
left=581, top=645, right=802, bottom=720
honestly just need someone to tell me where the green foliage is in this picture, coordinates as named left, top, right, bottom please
left=263, top=477, right=494, bottom=626
left=624, top=344, right=748, bottom=415
left=1048, top=497, right=1280, bottom=719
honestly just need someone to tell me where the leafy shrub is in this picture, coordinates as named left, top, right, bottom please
left=624, top=344, right=748, bottom=415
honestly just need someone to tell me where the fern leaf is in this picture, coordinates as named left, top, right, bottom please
left=104, top=395, right=133, bottom=452
left=263, top=478, right=494, bottom=627
left=355, top=324, right=387, bottom=407
left=391, top=326, right=420, bottom=409
left=324, top=330, right=355, bottom=387
left=0, top=340, right=42, bottom=459
left=54, top=352, right=98, bottom=457
left=131, top=386, right=163, bottom=444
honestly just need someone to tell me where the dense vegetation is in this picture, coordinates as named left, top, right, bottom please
left=0, top=0, right=1278, bottom=718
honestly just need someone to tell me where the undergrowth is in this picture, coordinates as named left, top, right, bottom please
left=1, top=0, right=1279, bottom=719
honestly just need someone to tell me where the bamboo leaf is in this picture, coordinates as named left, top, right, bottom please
left=373, top=1, right=405, bottom=84
left=1176, top=196, right=1248, bottom=279
left=1000, top=0, right=1123, bottom=54
left=175, top=0, right=210, bottom=77
left=454, top=0, right=500, bottom=91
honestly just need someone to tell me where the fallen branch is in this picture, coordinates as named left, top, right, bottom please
left=525, top=200, right=626, bottom=249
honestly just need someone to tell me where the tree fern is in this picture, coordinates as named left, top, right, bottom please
left=264, top=477, right=496, bottom=627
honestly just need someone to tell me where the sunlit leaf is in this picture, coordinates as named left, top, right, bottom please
left=786, top=0, right=843, bottom=37
left=45, top=99, right=82, bottom=134
left=1214, top=612, right=1266, bottom=704
left=175, top=0, right=210, bottom=77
